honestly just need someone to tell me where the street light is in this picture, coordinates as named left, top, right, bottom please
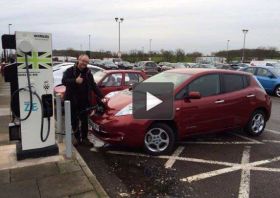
left=149, top=39, right=152, bottom=60
left=8, top=24, right=12, bottom=34
left=226, top=40, right=230, bottom=62
left=7, top=24, right=12, bottom=61
left=88, top=34, right=91, bottom=58
left=115, top=17, right=124, bottom=57
left=242, top=29, right=249, bottom=63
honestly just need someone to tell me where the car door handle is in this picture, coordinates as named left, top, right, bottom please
left=246, top=94, right=255, bottom=98
left=215, top=99, right=225, bottom=104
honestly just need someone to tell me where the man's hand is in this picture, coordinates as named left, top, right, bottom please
left=76, top=74, right=83, bottom=84
left=101, top=97, right=109, bottom=103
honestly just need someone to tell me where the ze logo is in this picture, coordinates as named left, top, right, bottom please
left=24, top=102, right=38, bottom=112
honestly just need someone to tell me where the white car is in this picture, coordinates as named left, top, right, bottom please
left=52, top=62, right=74, bottom=72
left=53, top=64, right=104, bottom=87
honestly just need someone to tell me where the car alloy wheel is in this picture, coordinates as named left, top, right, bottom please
left=275, top=86, right=280, bottom=97
left=145, top=128, right=169, bottom=153
left=246, top=110, right=266, bottom=136
left=251, top=113, right=265, bottom=134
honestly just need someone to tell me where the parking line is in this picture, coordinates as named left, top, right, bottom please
left=265, top=129, right=280, bottom=135
left=262, top=140, right=280, bottom=144
left=229, top=132, right=262, bottom=144
left=180, top=156, right=280, bottom=183
left=238, top=146, right=251, bottom=198
left=251, top=167, right=280, bottom=172
left=164, top=146, right=184, bottom=169
left=90, top=148, right=238, bottom=166
left=179, top=141, right=262, bottom=145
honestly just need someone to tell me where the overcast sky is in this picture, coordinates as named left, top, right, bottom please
left=1, top=0, right=280, bottom=54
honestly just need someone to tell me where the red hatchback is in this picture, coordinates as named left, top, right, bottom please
left=54, top=70, right=147, bottom=102
left=89, top=69, right=272, bottom=155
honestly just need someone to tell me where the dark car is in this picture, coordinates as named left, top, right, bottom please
left=101, top=61, right=119, bottom=70
left=89, top=69, right=271, bottom=155
left=133, top=61, right=158, bottom=77
left=118, top=61, right=134, bottom=70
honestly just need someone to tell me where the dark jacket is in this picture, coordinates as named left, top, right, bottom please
left=62, top=64, right=103, bottom=107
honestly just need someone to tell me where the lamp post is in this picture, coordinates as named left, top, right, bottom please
left=7, top=24, right=12, bottom=61
left=88, top=34, right=91, bottom=58
left=149, top=39, right=152, bottom=60
left=226, top=40, right=230, bottom=62
left=242, top=29, right=248, bottom=63
left=115, top=17, right=124, bottom=57
left=8, top=24, right=12, bottom=34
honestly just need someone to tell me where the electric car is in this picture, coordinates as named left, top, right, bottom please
left=89, top=69, right=271, bottom=155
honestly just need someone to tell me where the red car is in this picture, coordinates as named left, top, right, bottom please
left=54, top=70, right=147, bottom=102
left=89, top=69, right=272, bottom=155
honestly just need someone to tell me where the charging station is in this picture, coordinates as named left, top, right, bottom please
left=2, top=31, right=58, bottom=160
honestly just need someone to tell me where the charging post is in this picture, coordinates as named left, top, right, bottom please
left=2, top=31, right=59, bottom=160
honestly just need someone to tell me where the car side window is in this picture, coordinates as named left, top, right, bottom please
left=257, top=68, right=273, bottom=77
left=222, top=74, right=245, bottom=93
left=124, top=73, right=144, bottom=86
left=101, top=73, right=122, bottom=87
left=244, top=67, right=256, bottom=74
left=187, top=74, right=221, bottom=97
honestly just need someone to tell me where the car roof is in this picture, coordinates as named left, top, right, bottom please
left=166, top=68, right=251, bottom=76
left=102, top=69, right=144, bottom=74
left=249, top=66, right=274, bottom=69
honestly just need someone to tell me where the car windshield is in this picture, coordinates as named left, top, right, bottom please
left=144, top=72, right=191, bottom=88
left=271, top=68, right=280, bottom=77
left=93, top=71, right=107, bottom=82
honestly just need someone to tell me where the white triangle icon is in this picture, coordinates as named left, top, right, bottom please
left=146, top=92, right=163, bottom=111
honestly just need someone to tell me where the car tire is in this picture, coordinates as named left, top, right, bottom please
left=245, top=110, right=266, bottom=137
left=144, top=123, right=175, bottom=156
left=274, top=85, right=280, bottom=97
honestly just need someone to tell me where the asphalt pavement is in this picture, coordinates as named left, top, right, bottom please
left=77, top=96, right=280, bottom=198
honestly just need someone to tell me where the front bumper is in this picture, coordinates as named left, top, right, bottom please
left=88, top=114, right=151, bottom=147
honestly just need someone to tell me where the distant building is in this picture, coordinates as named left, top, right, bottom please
left=196, top=56, right=226, bottom=64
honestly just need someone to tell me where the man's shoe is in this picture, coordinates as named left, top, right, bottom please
left=82, top=138, right=93, bottom=147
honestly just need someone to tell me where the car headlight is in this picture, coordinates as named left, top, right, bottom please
left=115, top=103, right=133, bottom=116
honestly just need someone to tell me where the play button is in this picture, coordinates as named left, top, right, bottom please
left=146, top=92, right=163, bottom=111
left=132, top=82, right=174, bottom=120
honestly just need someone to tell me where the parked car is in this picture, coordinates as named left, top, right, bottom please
left=192, top=63, right=216, bottom=69
left=133, top=61, right=158, bottom=77
left=53, top=63, right=103, bottom=87
left=54, top=70, right=147, bottom=101
left=89, top=59, right=103, bottom=67
left=89, top=68, right=271, bottom=155
left=101, top=61, right=119, bottom=70
left=52, top=62, right=74, bottom=71
left=161, top=63, right=186, bottom=71
left=240, top=66, right=280, bottom=97
left=118, top=61, right=134, bottom=69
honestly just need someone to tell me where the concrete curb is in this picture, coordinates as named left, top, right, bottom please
left=73, top=147, right=109, bottom=198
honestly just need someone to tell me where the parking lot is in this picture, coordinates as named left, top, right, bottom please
left=76, top=96, right=280, bottom=198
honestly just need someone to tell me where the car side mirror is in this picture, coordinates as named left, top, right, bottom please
left=187, top=91, right=201, bottom=99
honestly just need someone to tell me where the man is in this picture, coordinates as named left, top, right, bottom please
left=62, top=54, right=107, bottom=146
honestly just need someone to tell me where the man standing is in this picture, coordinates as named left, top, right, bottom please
left=62, top=54, right=106, bottom=145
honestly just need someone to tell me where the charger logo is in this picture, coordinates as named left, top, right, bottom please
left=24, top=102, right=38, bottom=112
left=34, top=34, right=49, bottom=39
left=17, top=51, right=52, bottom=69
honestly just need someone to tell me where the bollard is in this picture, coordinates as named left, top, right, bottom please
left=55, top=94, right=63, bottom=143
left=64, top=100, right=72, bottom=158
